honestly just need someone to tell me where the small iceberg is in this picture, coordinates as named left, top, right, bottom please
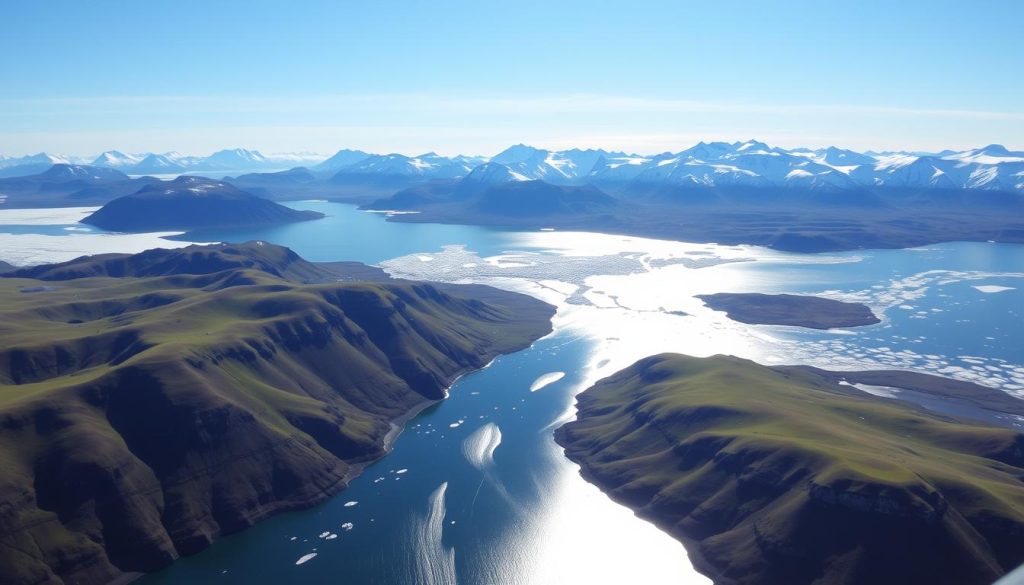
left=344, top=501, right=358, bottom=507
left=973, top=285, right=1015, bottom=294
left=295, top=553, right=317, bottom=565
left=529, top=372, right=566, bottom=392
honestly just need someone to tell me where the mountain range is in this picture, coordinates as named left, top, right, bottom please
left=3, top=142, right=1022, bottom=192
left=0, top=149, right=325, bottom=177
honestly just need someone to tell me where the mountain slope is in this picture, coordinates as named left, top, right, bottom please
left=8, top=241, right=337, bottom=283
left=0, top=244, right=554, bottom=585
left=557, top=354, right=1024, bottom=585
left=81, top=176, right=324, bottom=232
left=0, top=165, right=154, bottom=206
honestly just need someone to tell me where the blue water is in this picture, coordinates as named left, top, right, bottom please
left=4, top=201, right=1023, bottom=583
left=139, top=335, right=594, bottom=584
left=180, top=201, right=521, bottom=264
left=716, top=244, right=1024, bottom=385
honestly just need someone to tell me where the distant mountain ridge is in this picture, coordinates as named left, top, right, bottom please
left=4, top=141, right=1021, bottom=192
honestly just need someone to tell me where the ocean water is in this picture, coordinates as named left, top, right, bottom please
left=3, top=201, right=1022, bottom=584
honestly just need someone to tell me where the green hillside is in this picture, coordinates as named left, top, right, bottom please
left=556, top=354, right=1024, bottom=585
left=0, top=243, right=554, bottom=585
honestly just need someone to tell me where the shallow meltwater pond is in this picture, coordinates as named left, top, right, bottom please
left=6, top=201, right=1024, bottom=583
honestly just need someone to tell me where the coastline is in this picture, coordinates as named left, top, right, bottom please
left=121, top=321, right=553, bottom=584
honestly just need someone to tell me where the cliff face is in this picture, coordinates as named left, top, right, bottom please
left=0, top=245, right=554, bottom=585
left=556, top=354, right=1024, bottom=585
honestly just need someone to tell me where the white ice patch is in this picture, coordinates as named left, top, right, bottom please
left=378, top=235, right=1024, bottom=397
left=409, top=483, right=456, bottom=585
left=529, top=372, right=566, bottom=392
left=973, top=285, right=1015, bottom=294
left=0, top=232, right=200, bottom=266
left=462, top=423, right=502, bottom=470
left=343, top=501, right=358, bottom=507
left=0, top=207, right=99, bottom=225
left=295, top=553, right=317, bottom=565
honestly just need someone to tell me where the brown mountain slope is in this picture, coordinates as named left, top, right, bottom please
left=0, top=244, right=553, bottom=585
left=556, top=354, right=1024, bottom=585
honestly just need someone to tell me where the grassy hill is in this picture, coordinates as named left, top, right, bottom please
left=697, top=293, right=880, bottom=329
left=81, top=176, right=323, bottom=232
left=556, top=354, right=1024, bottom=585
left=0, top=243, right=554, bottom=585
left=8, top=241, right=336, bottom=283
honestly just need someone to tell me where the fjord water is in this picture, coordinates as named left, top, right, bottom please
left=3, top=201, right=1023, bottom=583
left=138, top=335, right=701, bottom=584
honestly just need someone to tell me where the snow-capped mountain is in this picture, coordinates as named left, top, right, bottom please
left=37, top=164, right=129, bottom=182
left=315, top=149, right=372, bottom=171
left=488, top=145, right=627, bottom=184
left=462, top=162, right=530, bottom=184
left=89, top=149, right=309, bottom=174
left=130, top=153, right=187, bottom=174
left=91, top=151, right=142, bottom=168
left=0, top=153, right=75, bottom=168
left=2, top=142, right=1021, bottom=193
left=579, top=141, right=1024, bottom=193
left=0, top=153, right=84, bottom=177
left=196, top=148, right=270, bottom=170
left=332, top=152, right=476, bottom=180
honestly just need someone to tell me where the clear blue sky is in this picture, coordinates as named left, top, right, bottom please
left=2, top=0, right=1021, bottom=156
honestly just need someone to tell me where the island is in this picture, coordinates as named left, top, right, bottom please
left=556, top=354, right=1024, bottom=585
left=0, top=242, right=554, bottom=585
left=697, top=292, right=880, bottom=329
left=80, top=176, right=324, bottom=232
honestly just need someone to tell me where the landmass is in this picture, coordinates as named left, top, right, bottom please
left=0, top=242, right=554, bottom=585
left=697, top=292, right=881, bottom=329
left=367, top=182, right=1024, bottom=254
left=556, top=354, right=1024, bottom=585
left=81, top=176, right=324, bottom=232
left=3, top=158, right=1024, bottom=252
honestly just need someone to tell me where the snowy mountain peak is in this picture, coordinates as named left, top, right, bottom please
left=92, top=150, right=141, bottom=168
left=315, top=149, right=371, bottom=171
left=491, top=144, right=548, bottom=165
left=463, top=162, right=529, bottom=184
left=40, top=164, right=128, bottom=182
left=203, top=148, right=269, bottom=168
left=735, top=139, right=772, bottom=153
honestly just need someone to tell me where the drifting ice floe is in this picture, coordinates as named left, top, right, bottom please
left=295, top=553, right=317, bottom=565
left=462, top=423, right=502, bottom=470
left=973, top=285, right=1015, bottom=293
left=529, top=372, right=566, bottom=392
left=409, top=483, right=456, bottom=585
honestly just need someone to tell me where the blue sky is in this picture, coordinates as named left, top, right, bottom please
left=2, top=0, right=1022, bottom=156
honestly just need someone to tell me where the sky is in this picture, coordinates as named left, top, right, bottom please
left=1, top=0, right=1022, bottom=157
